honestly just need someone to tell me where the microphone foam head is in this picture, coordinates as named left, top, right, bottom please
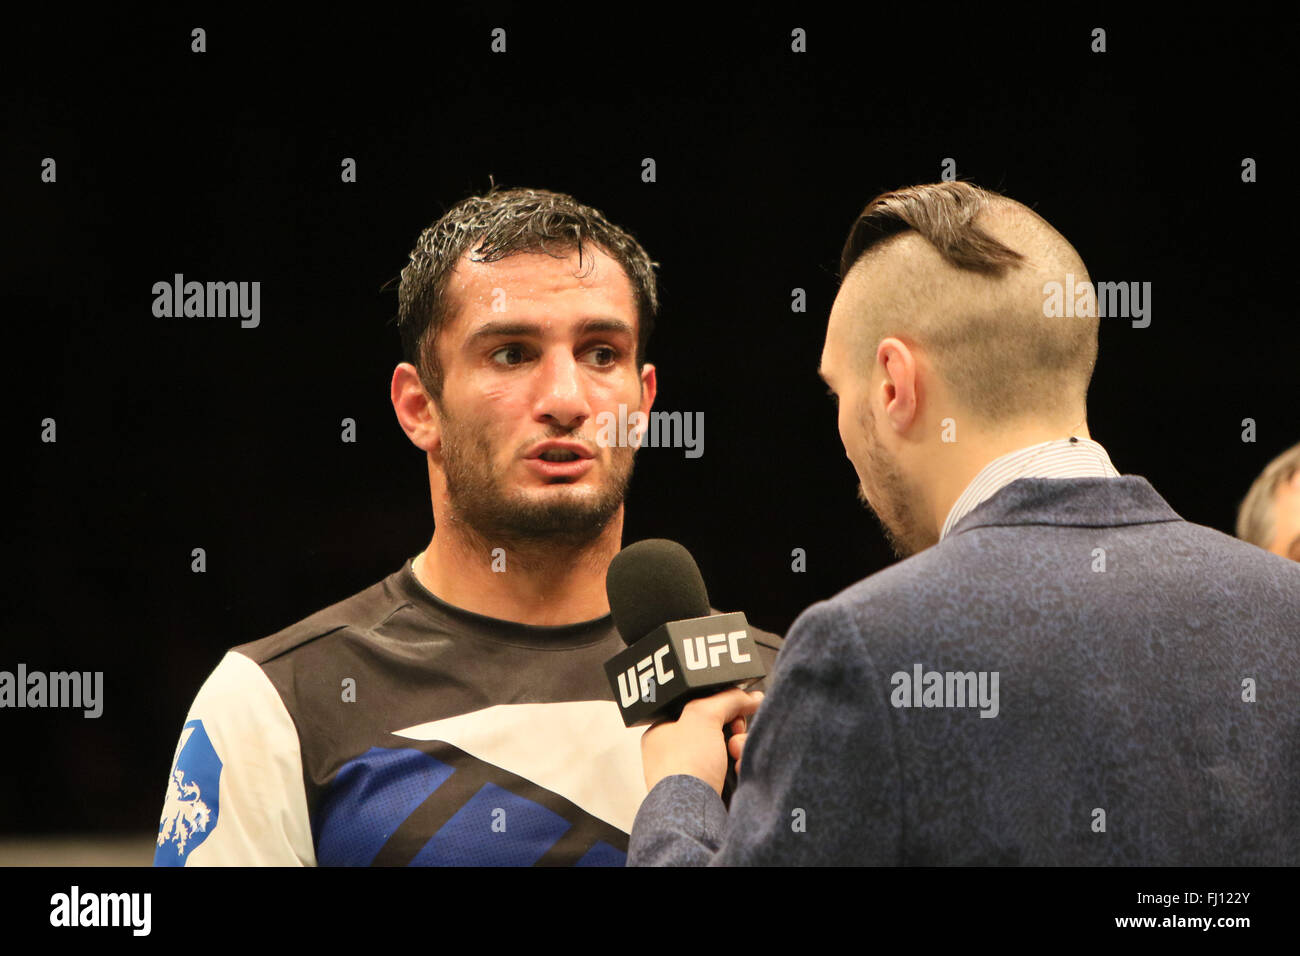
left=605, top=539, right=712, bottom=646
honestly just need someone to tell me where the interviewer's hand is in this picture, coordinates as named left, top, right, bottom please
left=727, top=715, right=749, bottom=776
left=642, top=688, right=764, bottom=797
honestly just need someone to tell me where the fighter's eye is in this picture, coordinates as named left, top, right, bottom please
left=826, top=387, right=839, bottom=406
left=491, top=345, right=529, bottom=366
left=584, top=346, right=618, bottom=366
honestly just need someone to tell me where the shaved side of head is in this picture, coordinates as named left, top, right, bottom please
left=838, top=184, right=1098, bottom=425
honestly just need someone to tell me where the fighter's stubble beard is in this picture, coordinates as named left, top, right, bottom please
left=856, top=400, right=937, bottom=560
left=436, top=399, right=637, bottom=568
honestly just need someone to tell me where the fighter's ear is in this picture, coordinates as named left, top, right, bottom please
left=638, top=362, right=657, bottom=417
left=391, top=363, right=442, bottom=453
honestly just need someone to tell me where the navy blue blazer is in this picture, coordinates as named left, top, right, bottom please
left=628, top=476, right=1300, bottom=865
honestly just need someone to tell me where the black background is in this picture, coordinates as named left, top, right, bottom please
left=3, top=8, right=1293, bottom=836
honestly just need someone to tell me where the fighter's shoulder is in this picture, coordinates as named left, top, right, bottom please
left=231, top=571, right=402, bottom=666
left=739, top=618, right=783, bottom=689
left=706, top=605, right=783, bottom=655
left=159, top=652, right=315, bottom=866
left=746, top=622, right=783, bottom=655
left=182, top=650, right=291, bottom=730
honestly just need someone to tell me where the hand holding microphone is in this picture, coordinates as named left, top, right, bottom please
left=603, top=539, right=768, bottom=800
left=726, top=710, right=753, bottom=775
left=641, top=687, right=764, bottom=796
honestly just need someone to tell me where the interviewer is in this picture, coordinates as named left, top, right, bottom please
left=627, top=182, right=1300, bottom=866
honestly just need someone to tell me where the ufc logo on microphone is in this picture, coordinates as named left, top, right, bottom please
left=616, top=645, right=675, bottom=707
left=682, top=631, right=751, bottom=670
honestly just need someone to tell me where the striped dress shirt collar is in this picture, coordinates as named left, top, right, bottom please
left=939, top=437, right=1120, bottom=541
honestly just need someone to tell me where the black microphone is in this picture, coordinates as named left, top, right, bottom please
left=604, top=539, right=766, bottom=804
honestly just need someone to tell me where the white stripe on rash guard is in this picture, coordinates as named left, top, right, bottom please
left=159, top=651, right=316, bottom=866
left=393, top=701, right=649, bottom=834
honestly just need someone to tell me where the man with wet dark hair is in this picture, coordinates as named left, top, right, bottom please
left=154, top=186, right=779, bottom=866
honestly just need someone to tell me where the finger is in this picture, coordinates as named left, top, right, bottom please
left=640, top=717, right=670, bottom=740
left=727, top=732, right=748, bottom=759
left=729, top=716, right=746, bottom=735
left=686, top=687, right=763, bottom=724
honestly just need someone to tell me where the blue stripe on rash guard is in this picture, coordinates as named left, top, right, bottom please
left=315, top=747, right=455, bottom=866
left=575, top=840, right=626, bottom=866
left=410, top=782, right=571, bottom=866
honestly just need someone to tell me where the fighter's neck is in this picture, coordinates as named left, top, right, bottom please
left=413, top=520, right=622, bottom=627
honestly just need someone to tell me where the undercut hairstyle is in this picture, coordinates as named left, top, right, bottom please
left=840, top=181, right=1028, bottom=280
left=396, top=185, right=660, bottom=399
left=1236, top=441, right=1300, bottom=548
left=838, top=181, right=1099, bottom=423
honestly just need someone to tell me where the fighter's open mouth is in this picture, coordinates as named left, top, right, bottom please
left=539, top=449, right=581, bottom=462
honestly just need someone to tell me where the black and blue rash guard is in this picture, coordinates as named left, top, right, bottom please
left=154, top=555, right=781, bottom=866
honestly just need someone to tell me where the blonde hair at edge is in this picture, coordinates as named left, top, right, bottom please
left=1236, top=441, right=1300, bottom=550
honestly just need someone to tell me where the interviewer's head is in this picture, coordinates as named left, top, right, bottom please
left=820, top=182, right=1099, bottom=558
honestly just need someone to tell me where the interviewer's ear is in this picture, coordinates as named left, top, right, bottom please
left=390, top=363, right=442, bottom=454
left=875, top=337, right=919, bottom=435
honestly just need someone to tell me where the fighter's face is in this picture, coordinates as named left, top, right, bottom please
left=431, top=246, right=656, bottom=544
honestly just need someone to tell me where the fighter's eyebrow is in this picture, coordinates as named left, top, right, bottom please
left=464, top=318, right=634, bottom=347
left=575, top=318, right=635, bottom=339
left=464, top=321, right=542, bottom=346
